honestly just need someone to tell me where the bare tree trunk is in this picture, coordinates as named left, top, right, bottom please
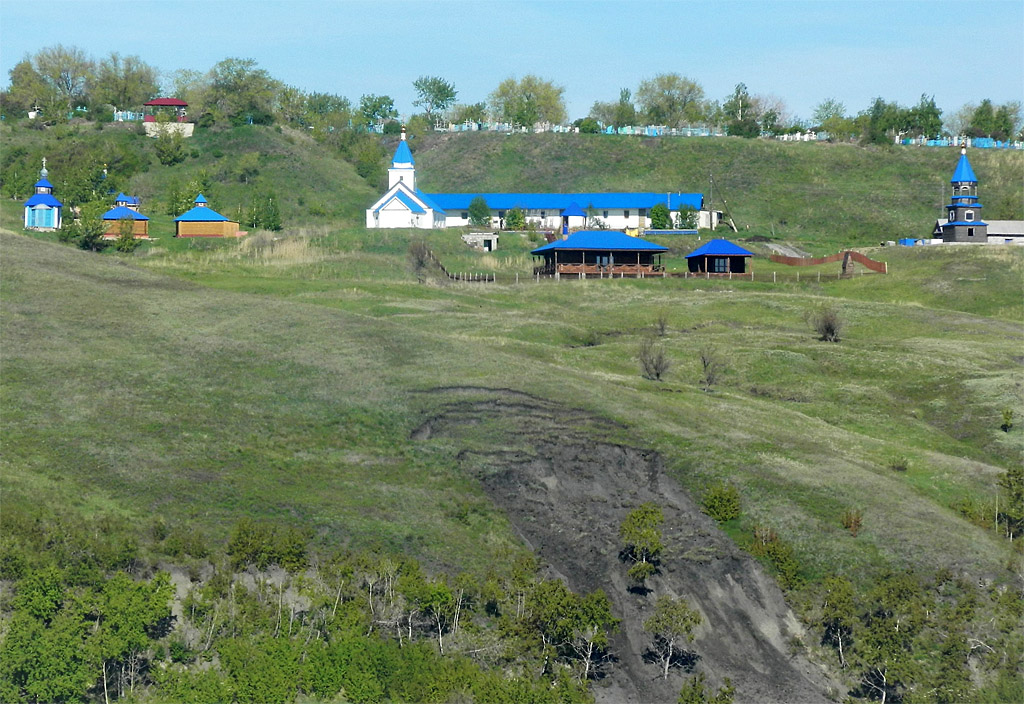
left=102, top=661, right=109, bottom=704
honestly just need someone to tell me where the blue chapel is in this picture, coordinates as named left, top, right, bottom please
left=939, top=146, right=988, bottom=243
left=23, top=158, right=63, bottom=231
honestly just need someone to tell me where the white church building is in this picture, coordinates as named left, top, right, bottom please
left=366, top=129, right=716, bottom=232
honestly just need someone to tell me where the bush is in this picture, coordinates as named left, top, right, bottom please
left=504, top=207, right=526, bottom=230
left=808, top=305, right=843, bottom=342
left=702, top=483, right=741, bottom=522
left=841, top=508, right=863, bottom=537
left=639, top=337, right=670, bottom=381
left=1001, top=408, right=1014, bottom=432
left=888, top=455, right=910, bottom=472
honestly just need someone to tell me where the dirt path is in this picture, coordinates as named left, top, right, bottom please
left=764, top=242, right=812, bottom=259
left=414, top=387, right=832, bottom=703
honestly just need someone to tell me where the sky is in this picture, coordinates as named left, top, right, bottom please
left=1, top=0, right=1022, bottom=124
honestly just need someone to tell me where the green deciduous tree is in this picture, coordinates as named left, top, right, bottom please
left=468, top=195, right=491, bottom=227
left=504, top=207, right=526, bottom=230
left=812, top=98, right=846, bottom=128
left=644, top=595, right=701, bottom=679
left=154, top=128, right=186, bottom=166
left=359, top=93, right=398, bottom=127
left=650, top=203, right=672, bottom=229
left=636, top=73, right=706, bottom=126
left=678, top=672, right=734, bottom=704
left=818, top=575, right=856, bottom=668
left=998, top=464, right=1024, bottom=540
left=91, top=53, right=158, bottom=110
left=489, top=75, right=566, bottom=126
left=35, top=44, right=94, bottom=115
left=208, top=57, right=281, bottom=126
left=413, top=76, right=458, bottom=122
left=450, top=102, right=488, bottom=124
left=590, top=88, right=637, bottom=129
left=619, top=503, right=664, bottom=583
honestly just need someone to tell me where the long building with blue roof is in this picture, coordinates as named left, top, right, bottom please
left=366, top=129, right=713, bottom=231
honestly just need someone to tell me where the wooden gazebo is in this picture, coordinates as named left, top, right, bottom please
left=685, top=239, right=754, bottom=277
left=531, top=230, right=668, bottom=278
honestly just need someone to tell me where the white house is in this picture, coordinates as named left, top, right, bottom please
left=365, top=131, right=716, bottom=232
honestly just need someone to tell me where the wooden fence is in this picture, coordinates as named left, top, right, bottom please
left=768, top=250, right=888, bottom=274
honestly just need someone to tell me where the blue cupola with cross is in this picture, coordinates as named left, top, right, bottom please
left=388, top=126, right=416, bottom=191
left=23, top=158, right=63, bottom=231
left=940, top=146, right=988, bottom=242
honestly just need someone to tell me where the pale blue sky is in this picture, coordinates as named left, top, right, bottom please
left=2, top=0, right=1022, bottom=122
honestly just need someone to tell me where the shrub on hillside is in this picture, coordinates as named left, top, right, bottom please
left=702, top=483, right=741, bottom=522
left=807, top=305, right=843, bottom=342
left=639, top=337, right=670, bottom=381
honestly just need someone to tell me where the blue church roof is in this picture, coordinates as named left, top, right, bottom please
left=951, top=152, right=977, bottom=183
left=685, top=239, right=754, bottom=258
left=34, top=178, right=55, bottom=190
left=414, top=189, right=445, bottom=213
left=174, top=205, right=231, bottom=222
left=393, top=140, right=414, bottom=165
left=429, top=192, right=704, bottom=212
left=194, top=193, right=209, bottom=204
left=115, top=192, right=140, bottom=205
left=376, top=190, right=425, bottom=214
left=532, top=230, right=669, bottom=254
left=103, top=205, right=150, bottom=221
left=24, top=193, right=63, bottom=208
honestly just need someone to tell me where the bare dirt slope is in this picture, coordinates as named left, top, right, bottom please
left=414, top=387, right=833, bottom=704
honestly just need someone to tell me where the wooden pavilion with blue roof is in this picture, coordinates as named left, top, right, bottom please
left=23, top=159, right=63, bottom=231
left=685, top=239, right=754, bottom=276
left=174, top=194, right=240, bottom=237
left=531, top=230, right=668, bottom=278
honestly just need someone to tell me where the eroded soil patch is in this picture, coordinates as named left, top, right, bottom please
left=414, top=386, right=831, bottom=703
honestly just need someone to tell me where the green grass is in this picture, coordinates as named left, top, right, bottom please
left=3, top=225, right=1021, bottom=588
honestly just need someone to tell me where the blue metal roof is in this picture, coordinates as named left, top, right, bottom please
left=34, top=178, right=55, bottom=190
left=427, top=192, right=704, bottom=212
left=951, top=153, right=977, bottom=183
left=102, top=205, right=150, bottom=221
left=531, top=230, right=669, bottom=254
left=24, top=193, right=63, bottom=208
left=375, top=190, right=425, bottom=214
left=194, top=194, right=208, bottom=204
left=685, top=239, right=754, bottom=258
left=414, top=190, right=446, bottom=214
left=561, top=202, right=587, bottom=217
left=174, top=205, right=231, bottom=222
left=115, top=192, right=140, bottom=205
left=944, top=220, right=989, bottom=227
left=393, top=140, right=414, bottom=165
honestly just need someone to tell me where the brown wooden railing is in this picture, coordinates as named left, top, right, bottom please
left=768, top=250, right=887, bottom=274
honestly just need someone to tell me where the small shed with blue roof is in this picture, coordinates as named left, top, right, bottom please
left=174, top=194, right=240, bottom=237
left=531, top=230, right=668, bottom=278
left=24, top=159, right=63, bottom=231
left=685, top=239, right=754, bottom=276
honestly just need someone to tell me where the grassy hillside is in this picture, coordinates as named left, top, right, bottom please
left=4, top=122, right=1021, bottom=254
left=2, top=125, right=1023, bottom=701
left=414, top=131, right=1024, bottom=252
left=4, top=228, right=1021, bottom=578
